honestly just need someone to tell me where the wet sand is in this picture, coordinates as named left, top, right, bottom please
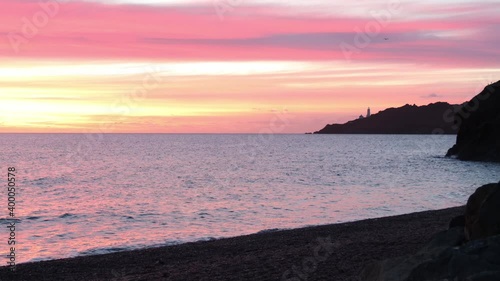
left=0, top=206, right=464, bottom=281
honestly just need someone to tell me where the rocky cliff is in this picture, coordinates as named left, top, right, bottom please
left=314, top=102, right=460, bottom=134
left=446, top=81, right=500, bottom=162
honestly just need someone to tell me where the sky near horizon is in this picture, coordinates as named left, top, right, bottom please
left=1, top=0, right=499, bottom=133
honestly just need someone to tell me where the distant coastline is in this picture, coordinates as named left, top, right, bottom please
left=312, top=102, right=460, bottom=134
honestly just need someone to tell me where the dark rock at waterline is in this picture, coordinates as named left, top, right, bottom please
left=446, top=81, right=500, bottom=162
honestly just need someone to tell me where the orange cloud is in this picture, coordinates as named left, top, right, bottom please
left=1, top=0, right=499, bottom=133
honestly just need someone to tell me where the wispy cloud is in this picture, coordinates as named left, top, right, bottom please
left=421, top=93, right=442, bottom=99
left=1, top=0, right=499, bottom=132
left=1, top=0, right=498, bottom=66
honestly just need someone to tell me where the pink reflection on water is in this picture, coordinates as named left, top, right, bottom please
left=1, top=134, right=498, bottom=264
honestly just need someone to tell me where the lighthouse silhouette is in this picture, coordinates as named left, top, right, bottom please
left=367, top=107, right=371, bottom=117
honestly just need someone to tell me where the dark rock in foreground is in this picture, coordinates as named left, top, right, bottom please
left=406, top=234, right=500, bottom=281
left=361, top=182, right=500, bottom=281
left=446, top=81, right=500, bottom=162
left=360, top=227, right=466, bottom=281
left=465, top=182, right=500, bottom=240
left=314, top=102, right=460, bottom=134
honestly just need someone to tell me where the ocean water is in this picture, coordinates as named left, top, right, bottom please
left=1, top=134, right=499, bottom=264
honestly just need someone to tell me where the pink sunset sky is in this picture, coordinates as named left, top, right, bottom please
left=1, top=0, right=499, bottom=133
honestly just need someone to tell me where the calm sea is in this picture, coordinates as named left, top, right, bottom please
left=1, top=134, right=499, bottom=263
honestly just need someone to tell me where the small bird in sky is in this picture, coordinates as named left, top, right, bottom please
left=384, top=38, right=389, bottom=40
